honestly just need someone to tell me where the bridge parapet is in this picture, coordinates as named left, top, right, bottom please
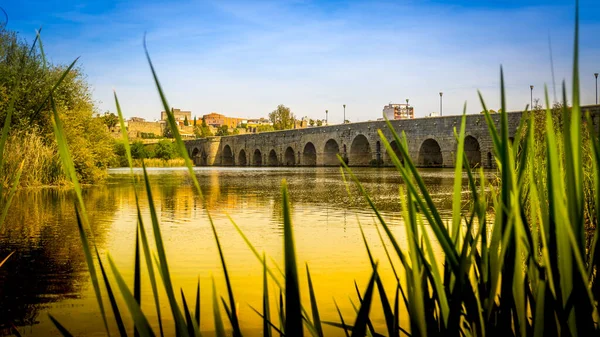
left=184, top=105, right=600, bottom=169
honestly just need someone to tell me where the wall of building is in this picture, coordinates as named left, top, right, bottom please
left=127, top=121, right=164, bottom=138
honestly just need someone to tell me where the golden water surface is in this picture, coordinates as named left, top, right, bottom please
left=0, top=167, right=468, bottom=336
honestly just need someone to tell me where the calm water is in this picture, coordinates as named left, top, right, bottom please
left=0, top=167, right=479, bottom=336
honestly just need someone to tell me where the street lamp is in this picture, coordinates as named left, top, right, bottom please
left=405, top=99, right=409, bottom=118
left=439, top=92, right=443, bottom=116
left=325, top=110, right=328, bottom=126
left=595, top=73, right=598, bottom=105
left=343, top=104, right=346, bottom=124
left=530, top=85, right=534, bottom=109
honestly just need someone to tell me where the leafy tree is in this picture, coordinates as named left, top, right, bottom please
left=163, top=122, right=173, bottom=138
left=233, top=128, right=240, bottom=135
left=316, top=119, right=323, bottom=126
left=309, top=119, right=315, bottom=126
left=184, top=116, right=189, bottom=126
left=269, top=104, right=295, bottom=130
left=193, top=116, right=197, bottom=126
left=130, top=141, right=150, bottom=159
left=240, top=123, right=247, bottom=129
left=194, top=118, right=213, bottom=138
left=216, top=125, right=230, bottom=136
left=154, top=139, right=178, bottom=160
left=101, top=112, right=119, bottom=132
left=0, top=27, right=115, bottom=184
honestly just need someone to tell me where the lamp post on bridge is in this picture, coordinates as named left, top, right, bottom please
left=343, top=104, right=346, bottom=124
left=595, top=73, right=598, bottom=104
left=325, top=110, right=328, bottom=126
left=439, top=92, right=443, bottom=116
left=405, top=99, right=409, bottom=118
left=530, top=85, right=534, bottom=109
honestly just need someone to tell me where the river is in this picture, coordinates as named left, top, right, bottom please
left=0, top=167, right=478, bottom=336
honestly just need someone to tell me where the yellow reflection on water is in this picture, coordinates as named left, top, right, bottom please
left=1, top=167, right=472, bottom=336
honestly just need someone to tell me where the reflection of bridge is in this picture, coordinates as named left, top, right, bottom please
left=184, top=105, right=600, bottom=169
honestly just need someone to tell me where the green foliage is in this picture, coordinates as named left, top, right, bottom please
left=193, top=118, right=213, bottom=138
left=256, top=124, right=274, bottom=133
left=101, top=112, right=119, bottom=131
left=153, top=139, right=179, bottom=160
left=215, top=125, right=229, bottom=136
left=184, top=115, right=189, bottom=126
left=0, top=27, right=114, bottom=185
left=269, top=104, right=295, bottom=130
left=316, top=119, right=323, bottom=126
left=193, top=116, right=197, bottom=126
left=309, top=119, right=315, bottom=126
left=130, top=141, right=150, bottom=159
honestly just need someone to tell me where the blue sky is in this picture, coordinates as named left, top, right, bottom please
left=5, top=0, right=600, bottom=122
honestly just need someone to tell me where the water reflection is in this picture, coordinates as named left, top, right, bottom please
left=0, top=167, right=488, bottom=336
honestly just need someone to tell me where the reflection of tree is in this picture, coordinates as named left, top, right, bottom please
left=0, top=187, right=118, bottom=331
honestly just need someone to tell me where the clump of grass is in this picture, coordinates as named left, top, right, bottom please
left=131, top=158, right=185, bottom=168
left=39, top=2, right=600, bottom=337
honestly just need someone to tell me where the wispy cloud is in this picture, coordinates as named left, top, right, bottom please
left=5, top=0, right=600, bottom=121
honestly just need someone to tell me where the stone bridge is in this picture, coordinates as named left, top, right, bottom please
left=184, top=105, right=600, bottom=169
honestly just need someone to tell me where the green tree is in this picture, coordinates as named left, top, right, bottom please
left=216, top=125, right=230, bottom=136
left=184, top=116, right=189, bottom=126
left=269, top=104, right=295, bottom=130
left=309, top=119, right=315, bottom=126
left=130, top=141, right=150, bottom=159
left=154, top=139, right=178, bottom=160
left=316, top=119, right=323, bottom=126
left=0, top=27, right=115, bottom=184
left=101, top=112, right=119, bottom=132
left=256, top=125, right=274, bottom=133
left=194, top=118, right=213, bottom=138
left=193, top=116, right=197, bottom=126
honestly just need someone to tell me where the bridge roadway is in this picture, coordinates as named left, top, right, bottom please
left=184, top=105, right=600, bottom=169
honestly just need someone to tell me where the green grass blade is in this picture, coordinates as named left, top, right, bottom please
left=96, top=249, right=128, bottom=337
left=195, top=279, right=201, bottom=328
left=333, top=299, right=350, bottom=337
left=209, top=219, right=242, bottom=336
left=350, top=265, right=378, bottom=337
left=134, top=227, right=141, bottom=337
left=212, top=276, right=226, bottom=337
left=306, top=265, right=323, bottom=337
left=141, top=164, right=189, bottom=336
left=263, top=254, right=272, bottom=337
left=281, top=180, right=303, bottom=337
left=107, top=256, right=156, bottom=337
left=451, top=106, right=467, bottom=241
left=48, top=315, right=75, bottom=337
left=249, top=305, right=284, bottom=336
left=181, top=290, right=201, bottom=337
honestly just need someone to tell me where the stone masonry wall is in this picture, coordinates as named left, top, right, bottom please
left=184, top=105, right=600, bottom=169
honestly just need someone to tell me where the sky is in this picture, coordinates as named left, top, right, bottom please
left=4, top=0, right=600, bottom=123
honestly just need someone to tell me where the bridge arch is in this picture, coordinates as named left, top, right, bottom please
left=349, top=134, right=371, bottom=166
left=418, top=138, right=443, bottom=167
left=323, top=139, right=340, bottom=166
left=386, top=140, right=404, bottom=165
left=302, top=142, right=317, bottom=166
left=222, top=145, right=234, bottom=166
left=238, top=149, right=247, bottom=166
left=192, top=147, right=200, bottom=165
left=464, top=135, right=481, bottom=167
left=284, top=147, right=296, bottom=166
left=268, top=149, right=278, bottom=166
left=253, top=149, right=262, bottom=166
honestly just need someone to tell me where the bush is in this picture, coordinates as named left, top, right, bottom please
left=153, top=139, right=178, bottom=160
left=130, top=141, right=150, bottom=159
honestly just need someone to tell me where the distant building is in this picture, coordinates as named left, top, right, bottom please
left=383, top=103, right=414, bottom=120
left=161, top=108, right=192, bottom=122
left=203, top=112, right=245, bottom=128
